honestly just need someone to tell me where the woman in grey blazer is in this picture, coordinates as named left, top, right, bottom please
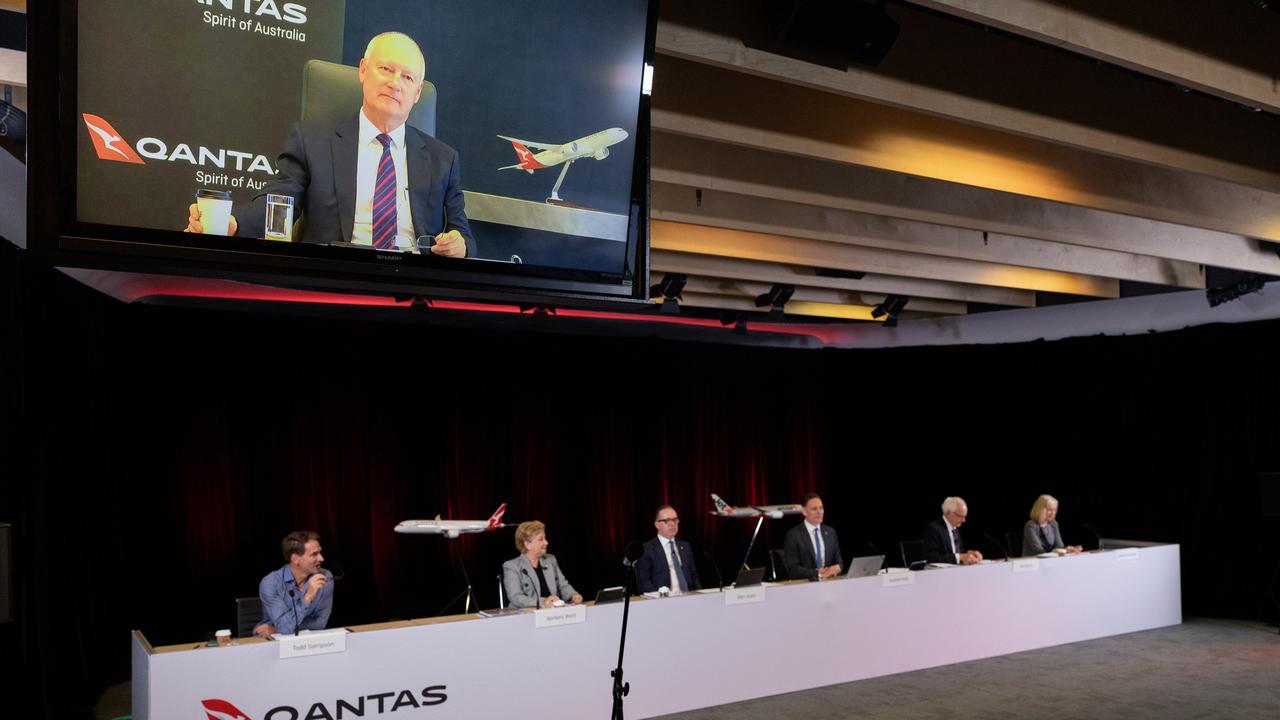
left=1022, top=494, right=1083, bottom=556
left=503, top=520, right=583, bottom=609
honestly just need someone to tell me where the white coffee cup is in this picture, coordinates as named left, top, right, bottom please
left=196, top=189, right=233, bottom=236
left=215, top=629, right=232, bottom=647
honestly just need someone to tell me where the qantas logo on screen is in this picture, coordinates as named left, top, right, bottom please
left=82, top=114, right=145, bottom=164
left=196, top=0, right=308, bottom=24
left=81, top=113, right=276, bottom=174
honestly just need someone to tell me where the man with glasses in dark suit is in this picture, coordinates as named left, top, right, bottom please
left=923, top=496, right=983, bottom=565
left=635, top=505, right=702, bottom=594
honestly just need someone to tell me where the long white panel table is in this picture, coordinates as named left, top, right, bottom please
left=133, top=544, right=1181, bottom=719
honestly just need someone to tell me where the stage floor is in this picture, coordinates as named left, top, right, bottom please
left=654, top=617, right=1280, bottom=720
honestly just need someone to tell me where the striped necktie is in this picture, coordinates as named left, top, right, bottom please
left=372, top=133, right=397, bottom=249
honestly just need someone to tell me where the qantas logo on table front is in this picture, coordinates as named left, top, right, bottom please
left=82, top=114, right=145, bottom=164
left=202, top=699, right=252, bottom=720
left=200, top=686, right=448, bottom=719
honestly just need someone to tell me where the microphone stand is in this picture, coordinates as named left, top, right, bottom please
left=436, top=540, right=475, bottom=616
left=611, top=547, right=641, bottom=720
left=738, top=516, right=766, bottom=573
left=983, top=532, right=1011, bottom=560
left=1082, top=523, right=1104, bottom=551
left=702, top=550, right=724, bottom=591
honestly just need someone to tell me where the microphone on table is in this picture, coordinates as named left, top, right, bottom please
left=983, top=532, right=1011, bottom=560
left=702, top=550, right=724, bottom=592
left=1082, top=522, right=1104, bottom=551
left=622, top=542, right=644, bottom=568
left=287, top=588, right=300, bottom=633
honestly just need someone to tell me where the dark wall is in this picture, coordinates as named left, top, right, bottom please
left=2, top=242, right=1278, bottom=717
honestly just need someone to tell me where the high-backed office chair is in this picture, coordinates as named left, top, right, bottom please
left=769, top=549, right=789, bottom=581
left=1007, top=530, right=1024, bottom=558
left=301, top=59, right=437, bottom=136
left=899, top=539, right=925, bottom=569
left=235, top=596, right=263, bottom=638
left=286, top=60, right=439, bottom=243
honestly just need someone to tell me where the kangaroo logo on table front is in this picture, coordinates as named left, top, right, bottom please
left=201, top=698, right=252, bottom=720
left=82, top=114, right=146, bottom=164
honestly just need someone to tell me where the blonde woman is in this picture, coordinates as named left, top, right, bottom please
left=1022, top=495, right=1083, bottom=556
left=502, top=520, right=583, bottom=609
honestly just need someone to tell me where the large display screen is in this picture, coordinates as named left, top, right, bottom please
left=36, top=0, right=654, bottom=302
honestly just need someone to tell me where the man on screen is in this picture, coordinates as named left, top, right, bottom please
left=635, top=504, right=702, bottom=594
left=782, top=493, right=843, bottom=580
left=253, top=530, right=334, bottom=638
left=186, top=32, right=473, bottom=256
left=923, top=496, right=983, bottom=565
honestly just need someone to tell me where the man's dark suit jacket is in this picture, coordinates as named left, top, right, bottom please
left=635, top=536, right=702, bottom=594
left=922, top=517, right=964, bottom=564
left=782, top=522, right=843, bottom=580
left=235, top=114, right=475, bottom=252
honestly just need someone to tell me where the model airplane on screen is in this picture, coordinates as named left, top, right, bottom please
left=710, top=493, right=803, bottom=519
left=395, top=504, right=508, bottom=539
left=497, top=127, right=629, bottom=202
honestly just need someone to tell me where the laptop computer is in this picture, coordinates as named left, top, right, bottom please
left=843, top=554, right=885, bottom=578
left=733, top=567, right=766, bottom=587
left=594, top=587, right=626, bottom=604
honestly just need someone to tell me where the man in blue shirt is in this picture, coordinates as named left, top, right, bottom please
left=253, top=531, right=334, bottom=637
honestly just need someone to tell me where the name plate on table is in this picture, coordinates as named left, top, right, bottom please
left=1116, top=548, right=1140, bottom=562
left=882, top=572, right=915, bottom=588
left=725, top=586, right=766, bottom=605
left=278, top=629, right=347, bottom=659
left=1012, top=559, right=1040, bottom=573
left=535, top=605, right=587, bottom=628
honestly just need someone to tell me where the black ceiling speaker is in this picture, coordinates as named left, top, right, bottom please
left=758, top=0, right=901, bottom=67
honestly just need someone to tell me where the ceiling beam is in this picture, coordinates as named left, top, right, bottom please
left=652, top=220, right=1118, bottom=298
left=650, top=55, right=1280, bottom=242
left=654, top=14, right=1280, bottom=193
left=655, top=273, right=967, bottom=316
left=652, top=131, right=1280, bottom=277
left=653, top=182, right=1204, bottom=288
left=909, top=0, right=1280, bottom=115
left=655, top=290, right=899, bottom=322
left=651, top=249, right=1035, bottom=307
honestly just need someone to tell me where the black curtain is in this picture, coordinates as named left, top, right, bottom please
left=2, top=242, right=1278, bottom=718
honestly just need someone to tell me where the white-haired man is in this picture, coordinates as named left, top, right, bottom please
left=922, top=497, right=983, bottom=565
left=188, top=32, right=473, bottom=256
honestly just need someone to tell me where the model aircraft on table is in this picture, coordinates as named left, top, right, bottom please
left=395, top=504, right=507, bottom=539
left=497, top=127, right=629, bottom=203
left=710, top=493, right=802, bottom=519
left=710, top=493, right=803, bottom=577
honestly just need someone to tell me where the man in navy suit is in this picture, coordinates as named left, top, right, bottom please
left=187, top=32, right=473, bottom=256
left=922, top=496, right=983, bottom=565
left=782, top=494, right=843, bottom=580
left=635, top=504, right=702, bottom=594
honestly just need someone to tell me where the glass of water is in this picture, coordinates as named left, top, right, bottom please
left=264, top=194, right=295, bottom=241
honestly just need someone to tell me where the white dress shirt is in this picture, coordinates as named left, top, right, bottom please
left=352, top=109, right=415, bottom=247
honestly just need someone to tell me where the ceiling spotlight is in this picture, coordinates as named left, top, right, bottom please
left=651, top=274, right=687, bottom=314
left=754, top=284, right=795, bottom=318
left=871, top=295, right=908, bottom=325
left=1206, top=275, right=1266, bottom=307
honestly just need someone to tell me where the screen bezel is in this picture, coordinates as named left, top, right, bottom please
left=28, top=0, right=655, bottom=307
